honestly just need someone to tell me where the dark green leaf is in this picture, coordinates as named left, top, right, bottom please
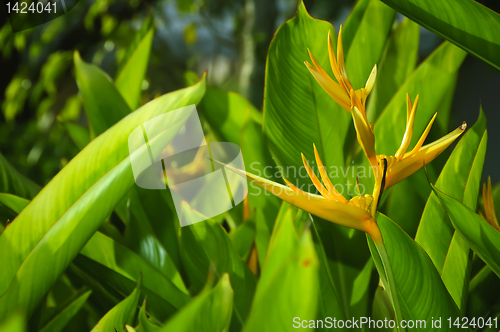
left=433, top=186, right=500, bottom=278
left=0, top=77, right=206, bottom=320
left=379, top=0, right=500, bottom=70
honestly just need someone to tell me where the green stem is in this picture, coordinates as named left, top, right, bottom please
left=372, top=229, right=406, bottom=332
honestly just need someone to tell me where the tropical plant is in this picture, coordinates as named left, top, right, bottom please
left=1, top=1, right=500, bottom=331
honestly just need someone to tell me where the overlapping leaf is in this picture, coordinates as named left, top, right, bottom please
left=0, top=76, right=206, bottom=320
left=380, top=0, right=500, bottom=70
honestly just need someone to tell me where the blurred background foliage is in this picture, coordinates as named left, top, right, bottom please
left=0, top=0, right=499, bottom=186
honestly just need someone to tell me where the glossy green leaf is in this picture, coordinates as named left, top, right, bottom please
left=243, top=207, right=319, bottom=331
left=77, top=231, right=190, bottom=321
left=160, top=274, right=233, bottom=332
left=39, top=290, right=91, bottom=332
left=344, top=0, right=395, bottom=89
left=0, top=76, right=206, bottom=321
left=341, top=0, right=370, bottom=54
left=91, top=277, right=141, bottom=332
left=440, top=113, right=487, bottom=312
left=379, top=0, right=500, bottom=70
left=366, top=18, right=419, bottom=122
left=416, top=109, right=487, bottom=270
left=74, top=52, right=131, bottom=139
left=374, top=42, right=466, bottom=155
left=0, top=151, right=40, bottom=199
left=115, top=17, right=154, bottom=110
left=369, top=214, right=464, bottom=330
left=433, top=186, right=500, bottom=279
left=262, top=2, right=351, bottom=188
left=180, top=214, right=256, bottom=330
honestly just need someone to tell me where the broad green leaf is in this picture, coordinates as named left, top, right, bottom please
left=433, top=186, right=500, bottom=279
left=440, top=113, right=487, bottom=311
left=91, top=278, right=141, bottom=332
left=0, top=151, right=40, bottom=199
left=0, top=76, right=206, bottom=320
left=63, top=122, right=90, bottom=151
left=262, top=1, right=351, bottom=188
left=77, top=231, right=190, bottom=321
left=416, top=109, right=487, bottom=271
left=374, top=42, right=466, bottom=155
left=344, top=0, right=395, bottom=89
left=74, top=52, right=131, bottom=138
left=366, top=18, right=419, bottom=122
left=243, top=209, right=319, bottom=332
left=379, top=0, right=500, bottom=70
left=369, top=214, right=464, bottom=330
left=115, top=16, right=154, bottom=110
left=201, top=88, right=262, bottom=145
left=341, top=0, right=370, bottom=54
left=440, top=233, right=472, bottom=312
left=180, top=213, right=256, bottom=330
left=39, top=290, right=91, bottom=332
left=160, top=274, right=233, bottom=332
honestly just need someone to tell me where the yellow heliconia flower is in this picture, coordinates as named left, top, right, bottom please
left=217, top=146, right=381, bottom=239
left=353, top=93, right=467, bottom=189
left=305, top=26, right=377, bottom=113
left=479, top=177, right=500, bottom=232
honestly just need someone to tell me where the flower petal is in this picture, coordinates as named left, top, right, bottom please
left=218, top=162, right=375, bottom=232
left=386, top=122, right=467, bottom=188
left=364, top=64, right=377, bottom=96
left=301, top=153, right=335, bottom=201
left=395, top=94, right=419, bottom=158
left=351, top=105, right=377, bottom=167
left=406, top=112, right=437, bottom=156
left=304, top=60, right=350, bottom=111
left=336, top=25, right=353, bottom=92
left=327, top=30, right=346, bottom=91
left=313, top=143, right=347, bottom=203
